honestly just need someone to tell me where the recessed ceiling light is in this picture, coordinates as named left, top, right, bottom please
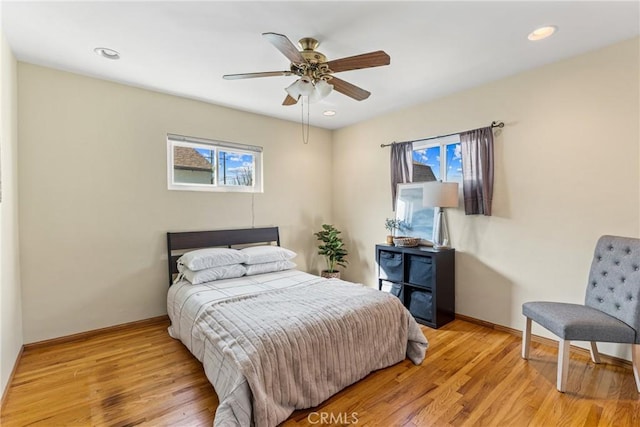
left=94, top=47, right=120, bottom=60
left=528, top=26, right=557, bottom=41
left=323, top=110, right=336, bottom=116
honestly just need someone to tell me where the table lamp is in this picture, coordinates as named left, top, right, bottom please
left=422, top=181, right=459, bottom=249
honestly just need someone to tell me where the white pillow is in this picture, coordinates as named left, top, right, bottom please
left=177, top=248, right=248, bottom=271
left=245, top=260, right=297, bottom=276
left=178, top=264, right=246, bottom=285
left=241, top=245, right=297, bottom=265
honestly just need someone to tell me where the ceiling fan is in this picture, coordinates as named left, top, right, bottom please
left=223, top=32, right=390, bottom=106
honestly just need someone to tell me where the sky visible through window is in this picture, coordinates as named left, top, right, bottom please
left=169, top=134, right=262, bottom=192
left=412, top=143, right=462, bottom=182
left=408, top=142, right=461, bottom=241
left=194, top=148, right=254, bottom=186
left=446, top=143, right=462, bottom=182
left=194, top=147, right=215, bottom=167
left=215, top=150, right=254, bottom=186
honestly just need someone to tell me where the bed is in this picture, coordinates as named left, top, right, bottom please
left=166, top=227, right=428, bottom=427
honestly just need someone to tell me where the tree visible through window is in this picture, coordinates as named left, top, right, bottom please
left=218, top=151, right=255, bottom=186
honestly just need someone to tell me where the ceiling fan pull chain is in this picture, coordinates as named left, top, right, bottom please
left=301, top=97, right=310, bottom=144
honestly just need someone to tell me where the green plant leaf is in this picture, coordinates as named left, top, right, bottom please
left=314, top=224, right=348, bottom=273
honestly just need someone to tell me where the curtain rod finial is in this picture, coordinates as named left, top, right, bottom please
left=491, top=121, right=504, bottom=129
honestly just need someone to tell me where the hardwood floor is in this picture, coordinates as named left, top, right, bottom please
left=2, top=318, right=638, bottom=426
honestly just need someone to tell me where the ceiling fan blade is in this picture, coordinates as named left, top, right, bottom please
left=326, top=50, right=390, bottom=73
left=262, top=32, right=306, bottom=64
left=282, top=94, right=299, bottom=106
left=223, top=71, right=293, bottom=80
left=329, top=77, right=371, bottom=101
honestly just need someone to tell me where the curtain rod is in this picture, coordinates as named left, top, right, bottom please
left=380, top=121, right=504, bottom=148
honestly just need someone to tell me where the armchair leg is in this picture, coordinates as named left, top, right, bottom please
left=589, top=342, right=601, bottom=364
left=632, top=344, right=640, bottom=393
left=557, top=339, right=570, bottom=392
left=522, top=317, right=532, bottom=359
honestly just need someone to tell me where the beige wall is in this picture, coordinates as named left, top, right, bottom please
left=13, top=37, right=640, bottom=361
left=333, top=38, right=640, bottom=359
left=18, top=64, right=333, bottom=343
left=0, top=32, right=23, bottom=395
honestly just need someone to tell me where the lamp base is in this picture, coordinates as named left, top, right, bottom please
left=432, top=208, right=451, bottom=249
left=433, top=243, right=451, bottom=250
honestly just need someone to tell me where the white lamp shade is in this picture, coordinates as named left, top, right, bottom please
left=316, top=79, right=333, bottom=97
left=308, top=88, right=322, bottom=103
left=422, top=181, right=459, bottom=208
left=285, top=76, right=314, bottom=98
left=307, top=79, right=334, bottom=103
left=287, top=77, right=333, bottom=103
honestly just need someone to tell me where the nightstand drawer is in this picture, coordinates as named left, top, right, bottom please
left=378, top=251, right=403, bottom=282
left=408, top=288, right=433, bottom=322
left=389, top=282, right=403, bottom=300
left=407, top=255, right=433, bottom=288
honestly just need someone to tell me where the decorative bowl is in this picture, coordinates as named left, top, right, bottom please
left=393, top=237, right=419, bottom=247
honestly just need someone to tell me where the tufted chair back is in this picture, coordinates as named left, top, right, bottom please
left=585, top=235, right=640, bottom=343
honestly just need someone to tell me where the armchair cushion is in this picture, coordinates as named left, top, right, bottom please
left=523, top=301, right=637, bottom=343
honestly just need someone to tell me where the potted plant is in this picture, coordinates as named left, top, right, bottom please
left=385, top=218, right=403, bottom=245
left=314, top=224, right=348, bottom=279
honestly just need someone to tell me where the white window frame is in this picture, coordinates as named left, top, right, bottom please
left=413, top=134, right=460, bottom=181
left=167, top=133, right=263, bottom=193
left=409, top=134, right=462, bottom=242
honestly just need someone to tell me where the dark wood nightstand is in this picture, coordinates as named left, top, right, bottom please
left=376, top=244, right=455, bottom=329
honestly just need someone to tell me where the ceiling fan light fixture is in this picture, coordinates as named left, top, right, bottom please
left=315, top=79, right=333, bottom=98
left=307, top=79, right=334, bottom=103
left=286, top=76, right=314, bottom=98
left=308, top=89, right=322, bottom=104
left=287, top=76, right=333, bottom=104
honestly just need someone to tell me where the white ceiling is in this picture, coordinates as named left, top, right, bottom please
left=2, top=1, right=639, bottom=130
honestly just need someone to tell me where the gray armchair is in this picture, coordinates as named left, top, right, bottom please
left=522, top=235, right=640, bottom=393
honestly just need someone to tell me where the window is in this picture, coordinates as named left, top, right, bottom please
left=403, top=135, right=461, bottom=240
left=412, top=134, right=462, bottom=184
left=167, top=134, right=263, bottom=193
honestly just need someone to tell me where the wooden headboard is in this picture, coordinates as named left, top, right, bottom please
left=166, top=227, right=280, bottom=285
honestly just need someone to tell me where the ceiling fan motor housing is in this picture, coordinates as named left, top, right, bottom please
left=290, top=37, right=331, bottom=82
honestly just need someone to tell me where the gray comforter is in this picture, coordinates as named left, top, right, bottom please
left=198, top=278, right=428, bottom=427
